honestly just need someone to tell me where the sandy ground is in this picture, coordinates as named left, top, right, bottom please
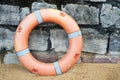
left=0, top=63, right=120, bottom=80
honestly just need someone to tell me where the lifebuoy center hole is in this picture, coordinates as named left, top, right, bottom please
left=29, top=26, right=69, bottom=63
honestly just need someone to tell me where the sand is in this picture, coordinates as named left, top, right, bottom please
left=0, top=63, right=120, bottom=80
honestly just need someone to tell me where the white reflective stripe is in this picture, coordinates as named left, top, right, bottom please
left=16, top=48, right=30, bottom=57
left=53, top=61, right=62, bottom=75
left=34, top=10, right=43, bottom=24
left=68, top=31, right=82, bottom=39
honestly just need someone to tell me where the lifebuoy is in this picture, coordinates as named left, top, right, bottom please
left=14, top=8, right=82, bottom=76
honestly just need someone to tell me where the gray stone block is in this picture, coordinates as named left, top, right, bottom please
left=4, top=53, right=20, bottom=64
left=110, top=55, right=120, bottom=63
left=20, top=7, right=30, bottom=21
left=0, top=27, right=14, bottom=50
left=50, top=29, right=68, bottom=52
left=100, top=4, right=120, bottom=28
left=5, top=29, right=15, bottom=40
left=94, top=55, right=111, bottom=63
left=109, top=32, right=120, bottom=55
left=82, top=52, right=120, bottom=63
left=5, top=29, right=14, bottom=50
left=50, top=28, right=108, bottom=54
left=62, top=4, right=99, bottom=25
left=32, top=2, right=57, bottom=12
left=82, top=53, right=113, bottom=63
left=114, top=0, right=120, bottom=2
left=0, top=27, right=49, bottom=51
left=115, top=18, right=120, bottom=28
left=5, top=40, right=14, bottom=50
left=81, top=28, right=108, bottom=54
left=0, top=4, right=20, bottom=25
left=0, top=27, right=5, bottom=40
left=87, top=0, right=106, bottom=2
left=29, top=29, right=49, bottom=51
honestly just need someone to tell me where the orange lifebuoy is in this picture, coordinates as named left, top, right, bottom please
left=14, top=8, right=82, bottom=76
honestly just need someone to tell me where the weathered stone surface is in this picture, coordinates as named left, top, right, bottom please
left=0, top=40, right=13, bottom=50
left=4, top=53, right=20, bottom=64
left=50, top=28, right=108, bottom=54
left=31, top=51, right=59, bottom=63
left=114, top=0, right=120, bottom=2
left=5, top=29, right=14, bottom=50
left=110, top=55, right=120, bottom=63
left=87, top=0, right=106, bottom=2
left=115, top=18, right=120, bottom=28
left=32, top=2, right=57, bottom=12
left=62, top=4, right=99, bottom=25
left=94, top=55, right=111, bottom=63
left=0, top=27, right=14, bottom=50
left=82, top=53, right=117, bottom=63
left=29, top=29, right=49, bottom=51
left=109, top=32, right=120, bottom=55
left=50, top=29, right=68, bottom=52
left=82, top=52, right=120, bottom=63
left=0, top=27, right=5, bottom=40
left=20, top=7, right=30, bottom=21
left=81, top=28, right=108, bottom=54
left=44, top=0, right=79, bottom=4
left=100, top=4, right=120, bottom=28
left=0, top=4, right=20, bottom=25
left=0, top=27, right=49, bottom=51
left=4, top=40, right=14, bottom=50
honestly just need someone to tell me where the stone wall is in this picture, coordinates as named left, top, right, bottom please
left=0, top=0, right=120, bottom=64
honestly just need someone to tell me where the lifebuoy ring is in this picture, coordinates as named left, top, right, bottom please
left=14, top=8, right=82, bottom=76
